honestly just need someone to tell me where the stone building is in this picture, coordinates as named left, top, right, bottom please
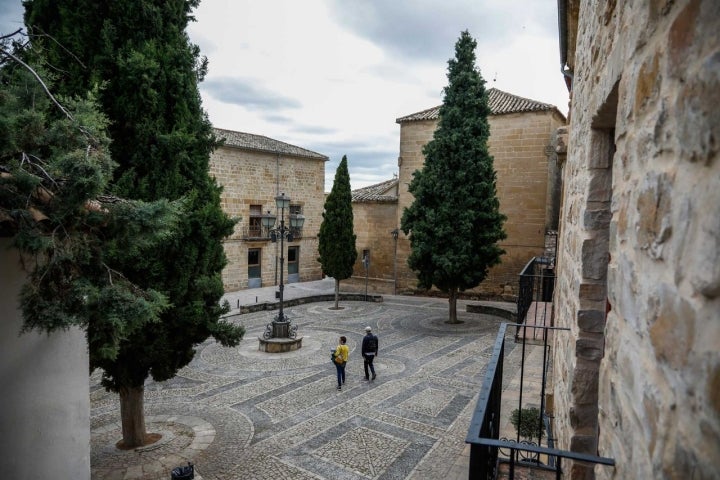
left=349, top=178, right=400, bottom=294
left=392, top=88, right=566, bottom=298
left=209, top=128, right=327, bottom=292
left=551, top=1, right=720, bottom=478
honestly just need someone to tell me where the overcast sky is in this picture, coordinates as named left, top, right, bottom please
left=1, top=0, right=569, bottom=191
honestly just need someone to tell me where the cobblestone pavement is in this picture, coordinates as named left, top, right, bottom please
left=90, top=294, right=520, bottom=480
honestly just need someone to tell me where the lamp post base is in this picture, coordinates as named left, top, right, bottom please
left=270, top=320, right=291, bottom=338
left=258, top=318, right=301, bottom=352
left=262, top=318, right=298, bottom=339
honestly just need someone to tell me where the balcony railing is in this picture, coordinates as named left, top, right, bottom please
left=240, top=225, right=303, bottom=241
left=517, top=257, right=555, bottom=332
left=465, top=323, right=615, bottom=479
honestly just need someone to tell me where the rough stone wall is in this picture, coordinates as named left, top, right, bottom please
left=395, top=110, right=565, bottom=297
left=553, top=1, right=720, bottom=479
left=348, top=200, right=398, bottom=294
left=209, top=145, right=325, bottom=291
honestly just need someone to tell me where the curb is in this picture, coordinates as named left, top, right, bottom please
left=224, top=293, right=384, bottom=317
left=466, top=303, right=517, bottom=322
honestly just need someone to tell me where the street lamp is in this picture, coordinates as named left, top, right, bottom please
left=260, top=193, right=305, bottom=339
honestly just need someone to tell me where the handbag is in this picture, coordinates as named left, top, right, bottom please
left=333, top=348, right=345, bottom=365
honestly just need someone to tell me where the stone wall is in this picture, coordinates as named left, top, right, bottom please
left=349, top=200, right=398, bottom=294
left=209, top=145, right=325, bottom=291
left=553, top=1, right=720, bottom=478
left=395, top=110, right=565, bottom=298
left=396, top=119, right=435, bottom=294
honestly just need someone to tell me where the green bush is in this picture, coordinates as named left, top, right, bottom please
left=510, top=407, right=542, bottom=439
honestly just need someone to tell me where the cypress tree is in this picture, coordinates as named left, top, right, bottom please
left=0, top=39, right=179, bottom=371
left=401, top=30, right=506, bottom=324
left=318, top=155, right=357, bottom=309
left=23, top=0, right=244, bottom=447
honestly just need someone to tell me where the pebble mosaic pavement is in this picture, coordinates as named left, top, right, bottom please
left=90, top=297, right=518, bottom=480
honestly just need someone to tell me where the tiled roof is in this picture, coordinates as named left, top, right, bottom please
left=213, top=128, right=328, bottom=160
left=396, top=88, right=563, bottom=123
left=351, top=178, right=398, bottom=203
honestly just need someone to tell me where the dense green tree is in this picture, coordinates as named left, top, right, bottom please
left=23, top=0, right=244, bottom=447
left=318, top=155, right=357, bottom=309
left=0, top=39, right=180, bottom=368
left=401, top=31, right=506, bottom=324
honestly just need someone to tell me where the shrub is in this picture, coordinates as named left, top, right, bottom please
left=510, top=407, right=542, bottom=439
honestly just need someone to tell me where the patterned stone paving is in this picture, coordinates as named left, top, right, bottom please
left=90, top=297, right=515, bottom=479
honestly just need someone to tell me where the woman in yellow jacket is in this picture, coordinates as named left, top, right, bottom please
left=333, top=336, right=349, bottom=390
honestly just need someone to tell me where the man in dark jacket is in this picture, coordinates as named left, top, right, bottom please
left=361, top=326, right=378, bottom=380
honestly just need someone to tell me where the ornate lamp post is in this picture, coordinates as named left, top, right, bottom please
left=261, top=193, right=305, bottom=340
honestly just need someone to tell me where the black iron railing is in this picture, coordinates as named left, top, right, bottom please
left=466, top=323, right=508, bottom=478
left=517, top=257, right=555, bottom=325
left=472, top=438, right=615, bottom=480
left=241, top=225, right=302, bottom=240
left=466, top=323, right=614, bottom=479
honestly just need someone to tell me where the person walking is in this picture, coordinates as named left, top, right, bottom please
left=333, top=336, right=349, bottom=390
left=361, top=326, right=378, bottom=381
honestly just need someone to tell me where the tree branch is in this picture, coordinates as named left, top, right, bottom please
left=0, top=28, right=23, bottom=41
left=0, top=46, right=74, bottom=122
left=26, top=26, right=87, bottom=70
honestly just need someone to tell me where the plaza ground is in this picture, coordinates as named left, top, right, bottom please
left=90, top=278, right=543, bottom=480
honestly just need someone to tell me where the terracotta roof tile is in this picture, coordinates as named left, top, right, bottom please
left=351, top=178, right=398, bottom=203
left=213, top=128, right=328, bottom=160
left=396, top=88, right=563, bottom=123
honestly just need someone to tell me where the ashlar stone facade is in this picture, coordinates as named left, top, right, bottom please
left=348, top=178, right=400, bottom=294
left=552, top=1, right=720, bottom=478
left=209, top=128, right=327, bottom=292
left=393, top=89, right=567, bottom=298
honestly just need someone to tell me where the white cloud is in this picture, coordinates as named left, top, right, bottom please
left=1, top=0, right=569, bottom=191
left=188, top=1, right=568, bottom=191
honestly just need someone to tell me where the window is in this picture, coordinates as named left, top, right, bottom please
left=289, top=204, right=303, bottom=239
left=287, top=246, right=299, bottom=275
left=248, top=248, right=261, bottom=279
left=249, top=205, right=262, bottom=237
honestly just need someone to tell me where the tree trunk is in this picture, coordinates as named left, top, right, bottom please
left=334, top=278, right=340, bottom=309
left=448, top=288, right=460, bottom=324
left=119, top=385, right=147, bottom=448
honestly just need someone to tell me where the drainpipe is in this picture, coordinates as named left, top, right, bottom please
left=557, top=0, right=574, bottom=93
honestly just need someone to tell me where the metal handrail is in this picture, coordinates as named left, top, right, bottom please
left=466, top=323, right=507, bottom=478
left=466, top=323, right=614, bottom=479
left=517, top=256, right=555, bottom=326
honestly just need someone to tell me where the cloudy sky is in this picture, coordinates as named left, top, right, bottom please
left=1, top=0, right=569, bottom=191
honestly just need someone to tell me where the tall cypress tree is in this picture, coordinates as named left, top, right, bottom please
left=0, top=42, right=179, bottom=360
left=24, top=0, right=244, bottom=447
left=318, top=155, right=357, bottom=309
left=401, top=30, right=506, bottom=324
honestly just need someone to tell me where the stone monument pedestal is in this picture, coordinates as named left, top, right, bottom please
left=258, top=336, right=303, bottom=353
